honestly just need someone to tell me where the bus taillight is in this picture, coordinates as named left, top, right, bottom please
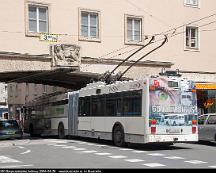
left=192, top=120, right=197, bottom=134
left=151, top=119, right=157, bottom=134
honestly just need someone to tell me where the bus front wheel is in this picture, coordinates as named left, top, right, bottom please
left=113, top=125, right=126, bottom=147
left=58, top=123, right=65, bottom=139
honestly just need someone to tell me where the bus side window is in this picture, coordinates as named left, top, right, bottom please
left=79, top=97, right=91, bottom=116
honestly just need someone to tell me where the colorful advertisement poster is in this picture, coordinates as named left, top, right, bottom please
left=149, top=78, right=198, bottom=134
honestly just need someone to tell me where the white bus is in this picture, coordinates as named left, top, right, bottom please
left=23, top=76, right=198, bottom=146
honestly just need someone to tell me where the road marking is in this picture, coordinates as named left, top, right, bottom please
left=119, top=148, right=133, bottom=151
left=17, top=146, right=25, bottom=149
left=53, top=144, right=68, bottom=147
left=143, top=163, right=166, bottom=168
left=20, top=150, right=31, bottom=155
left=164, top=156, right=184, bottom=160
left=125, top=159, right=145, bottom=163
left=148, top=153, right=165, bottom=156
left=82, top=150, right=98, bottom=153
left=184, top=160, right=207, bottom=164
left=0, top=165, right=33, bottom=168
left=208, top=166, right=216, bottom=168
left=77, top=142, right=87, bottom=144
left=95, top=153, right=112, bottom=156
left=73, top=148, right=86, bottom=151
left=86, top=143, right=96, bottom=146
left=62, top=146, right=77, bottom=149
left=95, top=145, right=107, bottom=147
left=109, top=155, right=128, bottom=159
left=0, top=156, right=21, bottom=163
left=132, top=150, right=146, bottom=153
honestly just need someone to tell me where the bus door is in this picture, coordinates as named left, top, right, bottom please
left=68, top=92, right=79, bottom=136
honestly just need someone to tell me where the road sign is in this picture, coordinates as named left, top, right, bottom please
left=40, top=33, right=58, bottom=42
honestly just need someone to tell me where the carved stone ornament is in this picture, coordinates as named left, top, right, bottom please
left=51, top=44, right=81, bottom=67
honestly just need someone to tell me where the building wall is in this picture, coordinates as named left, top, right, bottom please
left=0, top=0, right=216, bottom=73
left=7, top=83, right=68, bottom=118
left=1, top=0, right=216, bottom=116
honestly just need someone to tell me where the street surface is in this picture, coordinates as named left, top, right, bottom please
left=0, top=137, right=216, bottom=169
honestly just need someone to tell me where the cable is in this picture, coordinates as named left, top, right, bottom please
left=124, top=0, right=173, bottom=28
left=102, top=36, right=155, bottom=83
left=117, top=35, right=168, bottom=80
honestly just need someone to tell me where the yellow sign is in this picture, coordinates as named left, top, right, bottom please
left=40, top=33, right=58, bottom=42
left=195, top=83, right=216, bottom=90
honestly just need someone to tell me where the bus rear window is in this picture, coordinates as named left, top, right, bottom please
left=168, top=81, right=179, bottom=88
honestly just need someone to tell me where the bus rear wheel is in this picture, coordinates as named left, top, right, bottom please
left=58, top=123, right=65, bottom=139
left=113, top=125, right=126, bottom=147
left=29, top=124, right=35, bottom=137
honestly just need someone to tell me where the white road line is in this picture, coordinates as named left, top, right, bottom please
left=184, top=160, right=207, bottom=164
left=20, top=150, right=31, bottom=155
left=208, top=166, right=216, bottom=168
left=62, top=146, right=77, bottom=149
left=0, top=165, right=33, bottom=168
left=53, top=145, right=68, bottom=147
left=148, top=153, right=165, bottom=156
left=125, top=159, right=145, bottom=163
left=95, top=145, right=107, bottom=147
left=86, top=143, right=96, bottom=146
left=73, top=148, right=86, bottom=151
left=109, top=155, right=128, bottom=159
left=164, top=156, right=184, bottom=160
left=82, top=150, right=98, bottom=153
left=0, top=156, right=21, bottom=163
left=143, top=163, right=166, bottom=168
left=119, top=148, right=133, bottom=151
left=17, top=146, right=25, bottom=149
left=77, top=142, right=87, bottom=144
left=95, top=153, right=112, bottom=156
left=132, top=150, right=146, bottom=153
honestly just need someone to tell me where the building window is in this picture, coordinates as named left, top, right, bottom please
left=9, top=85, right=13, bottom=97
left=27, top=3, right=49, bottom=35
left=26, top=83, right=29, bottom=97
left=79, top=9, right=100, bottom=41
left=15, top=84, right=18, bottom=98
left=34, top=84, right=37, bottom=96
left=184, top=0, right=199, bottom=7
left=186, top=26, right=199, bottom=49
left=125, top=15, right=143, bottom=44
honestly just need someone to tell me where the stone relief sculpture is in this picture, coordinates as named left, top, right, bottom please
left=51, top=44, right=81, bottom=67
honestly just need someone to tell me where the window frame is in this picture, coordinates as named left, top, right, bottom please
left=184, top=0, right=200, bottom=8
left=124, top=14, right=144, bottom=45
left=79, top=8, right=101, bottom=42
left=184, top=26, right=200, bottom=51
left=25, top=1, right=50, bottom=37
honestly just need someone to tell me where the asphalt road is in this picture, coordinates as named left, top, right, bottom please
left=0, top=137, right=216, bottom=169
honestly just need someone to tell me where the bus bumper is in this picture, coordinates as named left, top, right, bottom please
left=146, top=134, right=198, bottom=143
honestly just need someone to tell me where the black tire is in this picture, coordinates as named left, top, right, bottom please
left=113, top=125, right=126, bottom=147
left=29, top=124, right=35, bottom=137
left=58, top=123, right=65, bottom=139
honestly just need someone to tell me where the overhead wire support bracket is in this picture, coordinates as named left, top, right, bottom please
left=117, top=35, right=168, bottom=81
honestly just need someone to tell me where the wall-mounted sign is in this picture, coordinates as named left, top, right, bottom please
left=195, top=83, right=216, bottom=90
left=40, top=33, right=58, bottom=42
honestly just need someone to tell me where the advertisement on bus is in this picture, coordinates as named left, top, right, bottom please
left=149, top=78, right=198, bottom=134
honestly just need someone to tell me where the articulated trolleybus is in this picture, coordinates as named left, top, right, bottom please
left=24, top=76, right=198, bottom=146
